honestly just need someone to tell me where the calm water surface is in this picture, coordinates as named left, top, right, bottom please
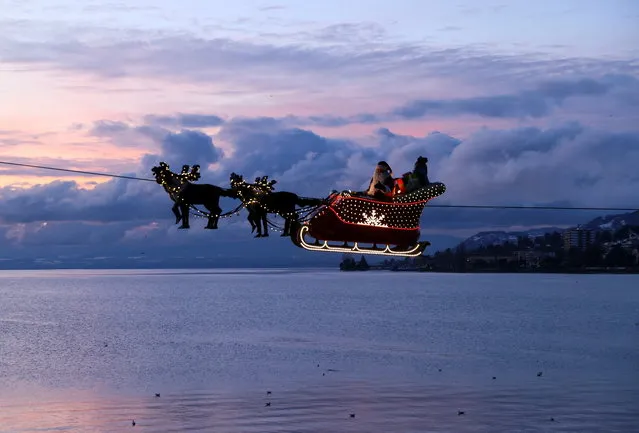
left=0, top=269, right=637, bottom=432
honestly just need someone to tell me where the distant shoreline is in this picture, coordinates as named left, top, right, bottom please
left=344, top=267, right=639, bottom=275
left=0, top=265, right=337, bottom=272
left=0, top=265, right=637, bottom=275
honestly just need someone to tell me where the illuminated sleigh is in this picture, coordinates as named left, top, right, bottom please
left=291, top=182, right=446, bottom=257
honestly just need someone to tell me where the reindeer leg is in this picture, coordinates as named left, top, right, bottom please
left=204, top=215, right=214, bottom=229
left=248, top=209, right=261, bottom=237
left=254, top=219, right=262, bottom=238
left=172, top=203, right=182, bottom=225
left=281, top=217, right=290, bottom=237
left=178, top=204, right=190, bottom=229
left=248, top=214, right=257, bottom=234
left=204, top=205, right=220, bottom=229
left=261, top=213, right=269, bottom=237
left=282, top=205, right=296, bottom=236
left=212, top=207, right=221, bottom=229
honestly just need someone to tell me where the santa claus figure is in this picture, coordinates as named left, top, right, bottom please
left=366, top=161, right=394, bottom=199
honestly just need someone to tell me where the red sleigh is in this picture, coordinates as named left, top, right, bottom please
left=291, top=182, right=446, bottom=257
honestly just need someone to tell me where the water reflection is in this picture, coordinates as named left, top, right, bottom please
left=1, top=381, right=637, bottom=432
left=1, top=271, right=638, bottom=432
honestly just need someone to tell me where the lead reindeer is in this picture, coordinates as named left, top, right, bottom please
left=152, top=162, right=237, bottom=229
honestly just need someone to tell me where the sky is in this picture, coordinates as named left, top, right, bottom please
left=1, top=0, right=638, bottom=268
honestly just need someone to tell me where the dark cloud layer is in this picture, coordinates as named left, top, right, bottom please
left=4, top=118, right=638, bottom=229
left=0, top=179, right=163, bottom=224
left=3, top=116, right=639, bottom=264
left=138, top=75, right=639, bottom=132
left=392, top=75, right=634, bottom=120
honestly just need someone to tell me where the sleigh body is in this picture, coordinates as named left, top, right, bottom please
left=292, top=182, right=446, bottom=257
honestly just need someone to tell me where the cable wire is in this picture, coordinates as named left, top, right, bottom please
left=427, top=204, right=638, bottom=212
left=0, top=160, right=155, bottom=182
left=1, top=160, right=637, bottom=212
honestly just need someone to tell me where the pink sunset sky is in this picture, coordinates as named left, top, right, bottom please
left=1, top=0, right=638, bottom=265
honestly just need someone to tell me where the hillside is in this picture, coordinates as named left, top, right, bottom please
left=459, top=211, right=639, bottom=252
left=461, top=227, right=565, bottom=251
left=582, top=210, right=639, bottom=231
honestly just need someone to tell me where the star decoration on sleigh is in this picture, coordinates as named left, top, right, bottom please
left=361, top=209, right=388, bottom=227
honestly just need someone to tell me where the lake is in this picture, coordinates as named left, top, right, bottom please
left=0, top=269, right=637, bottom=432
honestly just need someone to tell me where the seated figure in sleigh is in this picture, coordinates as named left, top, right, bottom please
left=290, top=156, right=446, bottom=257
left=363, top=156, right=431, bottom=201
left=396, top=156, right=430, bottom=195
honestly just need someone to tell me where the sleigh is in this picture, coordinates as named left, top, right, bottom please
left=291, top=182, right=446, bottom=257
left=153, top=162, right=446, bottom=257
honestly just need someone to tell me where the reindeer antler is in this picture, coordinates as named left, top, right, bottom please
left=188, top=164, right=201, bottom=181
left=230, top=172, right=245, bottom=184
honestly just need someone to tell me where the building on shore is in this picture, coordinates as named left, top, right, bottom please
left=563, top=226, right=593, bottom=251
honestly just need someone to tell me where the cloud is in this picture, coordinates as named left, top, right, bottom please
left=391, top=76, right=629, bottom=120
left=0, top=178, right=164, bottom=224
left=211, top=117, right=639, bottom=229
left=134, top=75, right=638, bottom=135
left=2, top=114, right=639, bottom=264
left=313, top=22, right=387, bottom=44
left=87, top=120, right=167, bottom=150
left=144, top=113, right=225, bottom=128
left=2, top=22, right=637, bottom=98
left=79, top=115, right=639, bottom=216
left=258, top=5, right=286, bottom=12
left=299, top=75, right=638, bottom=128
left=160, top=130, right=223, bottom=166
left=0, top=129, right=47, bottom=148
left=90, top=120, right=131, bottom=136
left=1, top=137, right=40, bottom=147
left=537, top=77, right=610, bottom=100
left=433, top=123, right=639, bottom=229
left=87, top=120, right=224, bottom=167
left=216, top=120, right=355, bottom=193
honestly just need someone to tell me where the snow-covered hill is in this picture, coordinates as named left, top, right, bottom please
left=458, top=211, right=639, bottom=251
left=460, top=227, right=564, bottom=250
left=582, top=210, right=639, bottom=231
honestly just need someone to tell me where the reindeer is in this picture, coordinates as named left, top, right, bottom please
left=229, top=173, right=322, bottom=237
left=152, top=162, right=237, bottom=229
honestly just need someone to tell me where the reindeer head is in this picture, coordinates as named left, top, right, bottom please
left=253, top=175, right=277, bottom=192
left=176, top=163, right=201, bottom=182
left=190, top=164, right=201, bottom=181
left=229, top=172, right=246, bottom=188
left=151, top=164, right=169, bottom=185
